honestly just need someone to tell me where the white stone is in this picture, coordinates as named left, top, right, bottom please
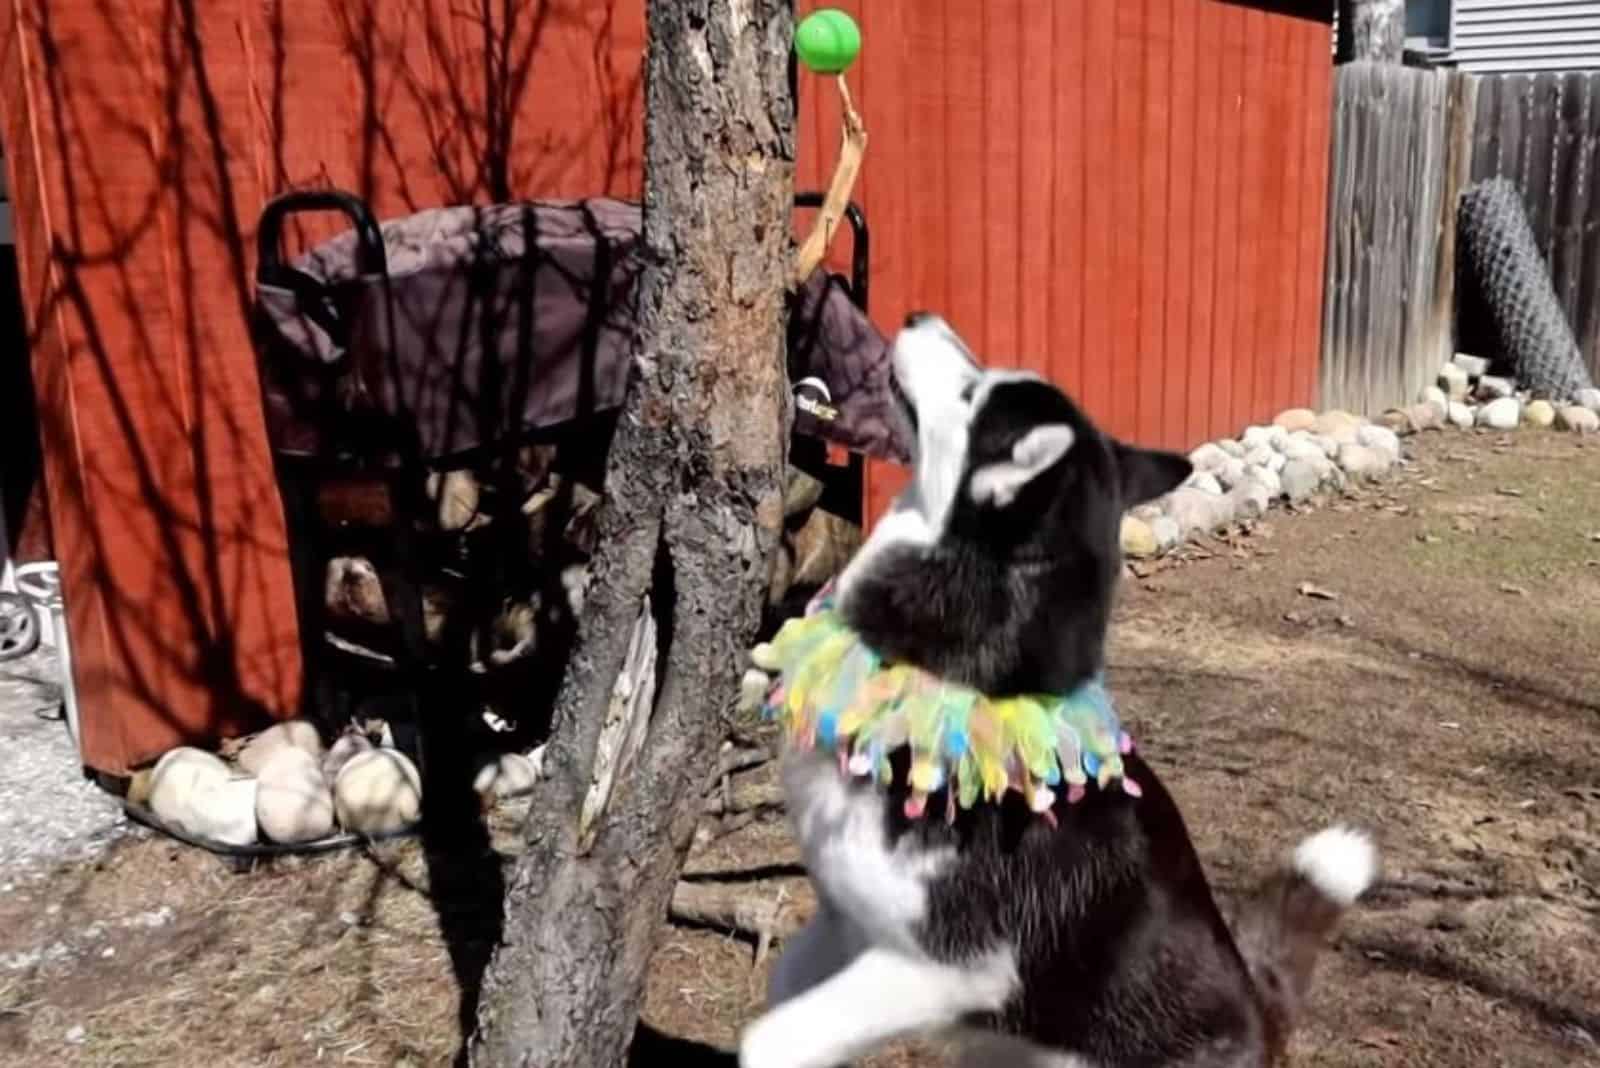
left=1447, top=402, right=1475, bottom=429
left=1438, top=364, right=1470, bottom=401
left=1150, top=516, right=1182, bottom=554
left=1418, top=385, right=1449, bottom=416
left=1280, top=459, right=1323, bottom=503
left=1477, top=397, right=1521, bottom=430
left=1241, top=424, right=1288, bottom=451
left=1262, top=450, right=1287, bottom=473
left=1282, top=432, right=1327, bottom=464
left=1576, top=388, right=1600, bottom=413
left=255, top=747, right=335, bottom=844
left=1407, top=402, right=1444, bottom=432
left=236, top=720, right=324, bottom=776
left=1216, top=438, right=1246, bottom=459
left=1243, top=445, right=1276, bottom=470
left=1476, top=375, right=1516, bottom=400
left=1309, top=433, right=1341, bottom=457
left=1184, top=471, right=1224, bottom=496
left=334, top=750, right=422, bottom=834
left=1557, top=405, right=1600, bottom=434
left=1186, top=442, right=1232, bottom=473
left=1245, top=465, right=1283, bottom=499
left=1164, top=487, right=1237, bottom=537
left=1452, top=353, right=1491, bottom=378
left=1356, top=424, right=1402, bottom=461
left=1524, top=399, right=1557, bottom=428
left=1230, top=479, right=1272, bottom=520
left=1212, top=457, right=1250, bottom=490
left=1337, top=444, right=1393, bottom=481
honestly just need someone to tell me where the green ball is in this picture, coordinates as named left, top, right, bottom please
left=795, top=9, right=861, bottom=75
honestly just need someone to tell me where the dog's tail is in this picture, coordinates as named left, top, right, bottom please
left=1225, top=826, right=1379, bottom=1057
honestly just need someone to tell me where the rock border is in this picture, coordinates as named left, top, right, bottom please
left=1120, top=355, right=1600, bottom=561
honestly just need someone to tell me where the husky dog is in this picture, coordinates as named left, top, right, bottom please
left=739, top=313, right=1378, bottom=1068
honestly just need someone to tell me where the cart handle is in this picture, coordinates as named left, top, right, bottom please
left=256, top=189, right=388, bottom=287
left=794, top=192, right=869, bottom=313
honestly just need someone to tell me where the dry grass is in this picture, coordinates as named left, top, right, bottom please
left=2, top=427, right=1597, bottom=1068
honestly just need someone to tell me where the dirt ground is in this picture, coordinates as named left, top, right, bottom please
left=2, top=426, right=1598, bottom=1067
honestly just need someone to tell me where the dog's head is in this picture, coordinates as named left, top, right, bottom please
left=836, top=312, right=1191, bottom=693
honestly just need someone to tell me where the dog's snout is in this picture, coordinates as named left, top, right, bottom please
left=904, top=310, right=937, bottom=329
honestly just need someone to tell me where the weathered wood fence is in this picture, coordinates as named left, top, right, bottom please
left=1323, top=63, right=1600, bottom=414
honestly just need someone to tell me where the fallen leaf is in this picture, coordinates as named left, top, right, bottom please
left=1416, top=532, right=1441, bottom=544
left=1439, top=721, right=1462, bottom=730
left=1498, top=583, right=1528, bottom=597
left=1297, top=582, right=1339, bottom=601
left=1495, top=487, right=1524, bottom=498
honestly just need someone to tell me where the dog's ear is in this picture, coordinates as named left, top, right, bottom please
left=968, top=424, right=1076, bottom=509
left=1113, top=441, right=1191, bottom=506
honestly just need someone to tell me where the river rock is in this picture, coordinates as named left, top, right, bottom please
left=1213, top=456, right=1250, bottom=490
left=1476, top=375, right=1516, bottom=400
left=1216, top=438, right=1246, bottom=459
left=1357, top=424, right=1402, bottom=461
left=1524, top=399, right=1557, bottom=428
left=1477, top=397, right=1521, bottom=430
left=236, top=719, right=323, bottom=776
left=1447, top=402, right=1474, bottom=429
left=1282, top=432, right=1327, bottom=464
left=1337, top=443, right=1393, bottom=481
left=1575, top=388, right=1600, bottom=413
left=1241, top=425, right=1288, bottom=452
left=1377, top=409, right=1415, bottom=436
left=1185, top=471, right=1224, bottom=495
left=1187, top=442, right=1233, bottom=473
left=1230, top=479, right=1272, bottom=521
left=1150, top=515, right=1182, bottom=554
left=1419, top=385, right=1449, bottom=416
left=1245, top=465, right=1283, bottom=499
left=472, top=751, right=541, bottom=800
left=1313, top=410, right=1364, bottom=444
left=1557, top=405, right=1600, bottom=434
left=334, top=750, right=422, bottom=834
left=1280, top=459, right=1323, bottom=503
left=1165, top=487, right=1237, bottom=537
left=1272, top=408, right=1318, bottom=433
left=1452, top=353, right=1491, bottom=378
left=1438, top=363, right=1470, bottom=401
left=1408, top=402, right=1444, bottom=431
left=1120, top=516, right=1160, bottom=559
left=256, top=746, right=335, bottom=844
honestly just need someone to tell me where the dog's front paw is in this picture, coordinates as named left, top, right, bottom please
left=738, top=1013, right=794, bottom=1068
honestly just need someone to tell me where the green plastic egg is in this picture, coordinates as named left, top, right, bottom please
left=795, top=9, right=861, bottom=74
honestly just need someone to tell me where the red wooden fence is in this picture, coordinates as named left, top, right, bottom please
left=1, top=0, right=1330, bottom=773
left=805, top=0, right=1336, bottom=519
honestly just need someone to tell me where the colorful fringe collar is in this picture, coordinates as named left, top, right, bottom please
left=755, top=586, right=1140, bottom=823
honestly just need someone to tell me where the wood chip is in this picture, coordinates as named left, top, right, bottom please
left=1297, top=582, right=1339, bottom=601
left=1497, top=583, right=1528, bottom=596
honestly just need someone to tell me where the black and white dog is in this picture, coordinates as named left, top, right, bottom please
left=739, top=313, right=1378, bottom=1068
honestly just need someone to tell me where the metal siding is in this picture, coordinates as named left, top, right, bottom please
left=1454, top=1, right=1600, bottom=71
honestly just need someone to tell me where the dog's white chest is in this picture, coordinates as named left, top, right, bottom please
left=781, top=752, right=954, bottom=952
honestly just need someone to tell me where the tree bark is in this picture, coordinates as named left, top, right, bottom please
left=1336, top=0, right=1405, bottom=64
left=466, top=1, right=794, bottom=1065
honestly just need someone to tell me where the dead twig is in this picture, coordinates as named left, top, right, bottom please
left=668, top=880, right=808, bottom=959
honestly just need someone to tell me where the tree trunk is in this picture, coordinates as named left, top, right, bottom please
left=1336, top=0, right=1405, bottom=64
left=467, top=1, right=794, bottom=1066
